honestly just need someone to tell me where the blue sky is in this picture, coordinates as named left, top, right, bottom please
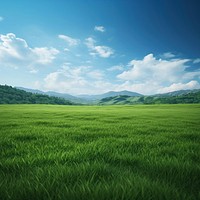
left=0, top=0, right=200, bottom=95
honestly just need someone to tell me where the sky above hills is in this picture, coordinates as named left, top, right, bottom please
left=0, top=0, right=200, bottom=95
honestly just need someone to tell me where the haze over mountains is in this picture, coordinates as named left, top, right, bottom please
left=17, top=87, right=83, bottom=103
left=17, top=86, right=200, bottom=100
left=0, top=85, right=74, bottom=105
left=16, top=87, right=142, bottom=102
left=77, top=90, right=142, bottom=100
left=0, top=85, right=199, bottom=105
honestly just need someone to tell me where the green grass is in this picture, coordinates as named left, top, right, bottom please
left=0, top=104, right=200, bottom=200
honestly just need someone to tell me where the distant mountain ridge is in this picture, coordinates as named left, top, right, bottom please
left=153, top=89, right=200, bottom=97
left=99, top=90, right=200, bottom=105
left=77, top=90, right=142, bottom=100
left=0, top=85, right=74, bottom=105
left=16, top=87, right=82, bottom=102
left=15, top=86, right=200, bottom=105
left=16, top=87, right=142, bottom=102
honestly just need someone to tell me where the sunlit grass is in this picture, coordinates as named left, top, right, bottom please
left=0, top=104, right=200, bottom=199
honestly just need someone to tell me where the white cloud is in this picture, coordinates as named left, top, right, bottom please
left=118, top=54, right=189, bottom=82
left=94, top=26, right=105, bottom=32
left=107, top=65, right=124, bottom=71
left=162, top=52, right=175, bottom=58
left=42, top=65, right=111, bottom=94
left=115, top=81, right=159, bottom=95
left=0, top=33, right=59, bottom=70
left=38, top=53, right=200, bottom=95
left=32, top=47, right=59, bottom=64
left=85, top=37, right=114, bottom=58
left=58, top=34, right=79, bottom=46
left=43, top=68, right=87, bottom=94
left=94, top=46, right=114, bottom=58
left=117, top=53, right=200, bottom=94
left=0, top=33, right=29, bottom=60
left=193, top=58, right=200, bottom=64
left=0, top=16, right=4, bottom=22
left=1, top=33, right=198, bottom=95
left=158, top=81, right=200, bottom=93
left=182, top=71, right=200, bottom=80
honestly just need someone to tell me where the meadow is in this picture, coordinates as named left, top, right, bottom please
left=0, top=104, right=200, bottom=200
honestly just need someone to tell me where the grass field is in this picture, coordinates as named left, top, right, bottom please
left=0, top=104, right=200, bottom=200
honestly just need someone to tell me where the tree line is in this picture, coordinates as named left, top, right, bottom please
left=0, top=85, right=74, bottom=105
left=99, top=91, right=200, bottom=105
left=139, top=92, right=200, bottom=104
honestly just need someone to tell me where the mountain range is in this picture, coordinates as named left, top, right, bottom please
left=16, top=87, right=142, bottom=103
left=77, top=90, right=142, bottom=100
left=17, top=86, right=200, bottom=101
left=152, top=89, right=200, bottom=97
left=16, top=87, right=83, bottom=103
left=99, top=91, right=200, bottom=105
left=0, top=85, right=74, bottom=105
left=0, top=85, right=197, bottom=105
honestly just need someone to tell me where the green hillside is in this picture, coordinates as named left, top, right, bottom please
left=0, top=85, right=74, bottom=105
left=1, top=85, right=200, bottom=105
left=99, top=91, right=200, bottom=105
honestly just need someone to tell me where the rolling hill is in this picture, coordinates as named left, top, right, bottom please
left=77, top=90, right=142, bottom=100
left=0, top=85, right=74, bottom=105
left=153, top=89, right=200, bottom=97
left=99, top=90, right=200, bottom=105
left=16, top=87, right=85, bottom=104
left=17, top=87, right=143, bottom=103
left=2, top=85, right=200, bottom=105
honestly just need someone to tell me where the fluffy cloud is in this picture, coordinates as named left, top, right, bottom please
left=94, top=26, right=105, bottom=32
left=94, top=46, right=114, bottom=58
left=43, top=65, right=108, bottom=94
left=58, top=34, right=79, bottom=46
left=158, top=81, right=200, bottom=93
left=40, top=53, right=200, bottom=95
left=117, top=54, right=200, bottom=94
left=118, top=54, right=190, bottom=82
left=44, top=66, right=88, bottom=94
left=0, top=16, right=4, bottom=22
left=0, top=33, right=59, bottom=71
left=0, top=33, right=29, bottom=60
left=115, top=81, right=159, bottom=95
left=85, top=37, right=114, bottom=58
left=32, top=47, right=59, bottom=64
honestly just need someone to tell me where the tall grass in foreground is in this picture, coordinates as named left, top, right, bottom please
left=0, top=104, right=200, bottom=200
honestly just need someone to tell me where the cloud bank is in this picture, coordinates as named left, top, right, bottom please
left=42, top=65, right=111, bottom=94
left=117, top=54, right=200, bottom=94
left=1, top=33, right=199, bottom=95
left=0, top=33, right=59, bottom=71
